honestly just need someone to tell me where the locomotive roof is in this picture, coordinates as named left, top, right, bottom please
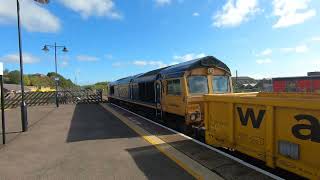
left=131, top=67, right=168, bottom=83
left=110, top=56, right=230, bottom=85
left=159, top=56, right=230, bottom=79
left=109, top=74, right=142, bottom=85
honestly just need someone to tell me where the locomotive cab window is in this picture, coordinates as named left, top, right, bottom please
left=188, top=76, right=208, bottom=95
left=212, top=76, right=229, bottom=93
left=167, top=79, right=181, bottom=95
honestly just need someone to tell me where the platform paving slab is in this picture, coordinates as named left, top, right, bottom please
left=0, top=105, right=57, bottom=148
left=0, top=104, right=195, bottom=180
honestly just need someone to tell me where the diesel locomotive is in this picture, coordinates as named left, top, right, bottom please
left=108, top=56, right=232, bottom=133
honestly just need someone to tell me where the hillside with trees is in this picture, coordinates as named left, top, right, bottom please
left=82, top=81, right=108, bottom=94
left=3, top=69, right=77, bottom=89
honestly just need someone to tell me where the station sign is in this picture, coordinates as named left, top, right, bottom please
left=0, top=62, right=3, bottom=76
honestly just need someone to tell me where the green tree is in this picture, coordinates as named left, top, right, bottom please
left=3, top=69, right=9, bottom=75
left=82, top=81, right=108, bottom=95
left=7, top=70, right=21, bottom=84
left=23, top=75, right=31, bottom=86
left=29, top=75, right=54, bottom=87
left=3, top=70, right=77, bottom=90
left=47, top=72, right=76, bottom=89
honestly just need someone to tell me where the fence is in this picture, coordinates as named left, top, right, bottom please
left=1, top=90, right=104, bottom=109
left=58, top=90, right=103, bottom=104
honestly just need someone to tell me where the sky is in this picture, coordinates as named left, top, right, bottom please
left=0, top=0, right=320, bottom=85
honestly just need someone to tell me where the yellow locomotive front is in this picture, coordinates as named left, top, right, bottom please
left=158, top=56, right=232, bottom=133
left=185, top=67, right=231, bottom=124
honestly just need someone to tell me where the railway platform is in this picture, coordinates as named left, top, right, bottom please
left=0, top=103, right=274, bottom=180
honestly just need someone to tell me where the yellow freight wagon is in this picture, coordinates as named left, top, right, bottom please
left=204, top=93, right=320, bottom=179
left=108, top=56, right=320, bottom=179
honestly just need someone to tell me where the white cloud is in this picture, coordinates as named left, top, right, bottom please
left=173, top=53, right=206, bottom=62
left=0, top=0, right=60, bottom=33
left=155, top=0, right=171, bottom=6
left=60, top=61, right=68, bottom=67
left=311, top=36, right=320, bottom=42
left=133, top=61, right=148, bottom=66
left=281, top=44, right=309, bottom=53
left=256, top=58, right=272, bottom=64
left=213, top=0, right=259, bottom=27
left=0, top=53, right=40, bottom=64
left=133, top=60, right=147, bottom=66
left=59, top=55, right=69, bottom=67
left=257, top=48, right=272, bottom=56
left=310, top=60, right=320, bottom=65
left=246, top=72, right=281, bottom=79
left=112, top=60, right=167, bottom=68
left=192, top=12, right=200, bottom=17
left=105, top=54, right=113, bottom=59
left=77, top=55, right=99, bottom=62
left=295, top=59, right=320, bottom=70
left=112, top=62, right=123, bottom=67
left=272, top=0, right=316, bottom=28
left=58, top=0, right=122, bottom=19
left=133, top=60, right=167, bottom=68
left=114, top=53, right=206, bottom=69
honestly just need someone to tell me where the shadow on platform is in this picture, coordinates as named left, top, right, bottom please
left=126, top=145, right=195, bottom=180
left=0, top=106, right=56, bottom=147
left=66, top=104, right=139, bottom=142
left=110, top=105, right=177, bottom=136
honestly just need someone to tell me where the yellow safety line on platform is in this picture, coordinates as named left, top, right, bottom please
left=100, top=103, right=223, bottom=180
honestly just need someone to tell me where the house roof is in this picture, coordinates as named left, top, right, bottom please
left=232, top=76, right=257, bottom=85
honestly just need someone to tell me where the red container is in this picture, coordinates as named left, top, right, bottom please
left=273, top=80, right=286, bottom=92
left=273, top=77, right=320, bottom=93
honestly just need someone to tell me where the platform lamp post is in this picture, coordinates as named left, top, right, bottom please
left=0, top=62, right=5, bottom=144
left=42, top=43, right=68, bottom=108
left=16, top=0, right=49, bottom=132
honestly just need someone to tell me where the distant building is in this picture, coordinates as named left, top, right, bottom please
left=232, top=76, right=259, bottom=92
left=2, top=84, right=55, bottom=94
left=3, top=84, right=37, bottom=94
left=272, top=72, right=320, bottom=93
left=258, top=78, right=273, bottom=92
left=232, top=76, right=273, bottom=92
left=307, top=71, right=320, bottom=76
left=232, top=76, right=257, bottom=85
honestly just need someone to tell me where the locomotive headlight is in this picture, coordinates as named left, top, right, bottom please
left=188, top=104, right=201, bottom=122
left=190, top=113, right=197, bottom=121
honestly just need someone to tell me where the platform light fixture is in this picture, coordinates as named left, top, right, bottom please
left=62, top=47, right=69, bottom=53
left=34, top=0, right=50, bottom=4
left=42, top=45, right=49, bottom=52
left=42, top=43, right=69, bottom=108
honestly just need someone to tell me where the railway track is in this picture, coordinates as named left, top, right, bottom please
left=108, top=102, right=304, bottom=180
